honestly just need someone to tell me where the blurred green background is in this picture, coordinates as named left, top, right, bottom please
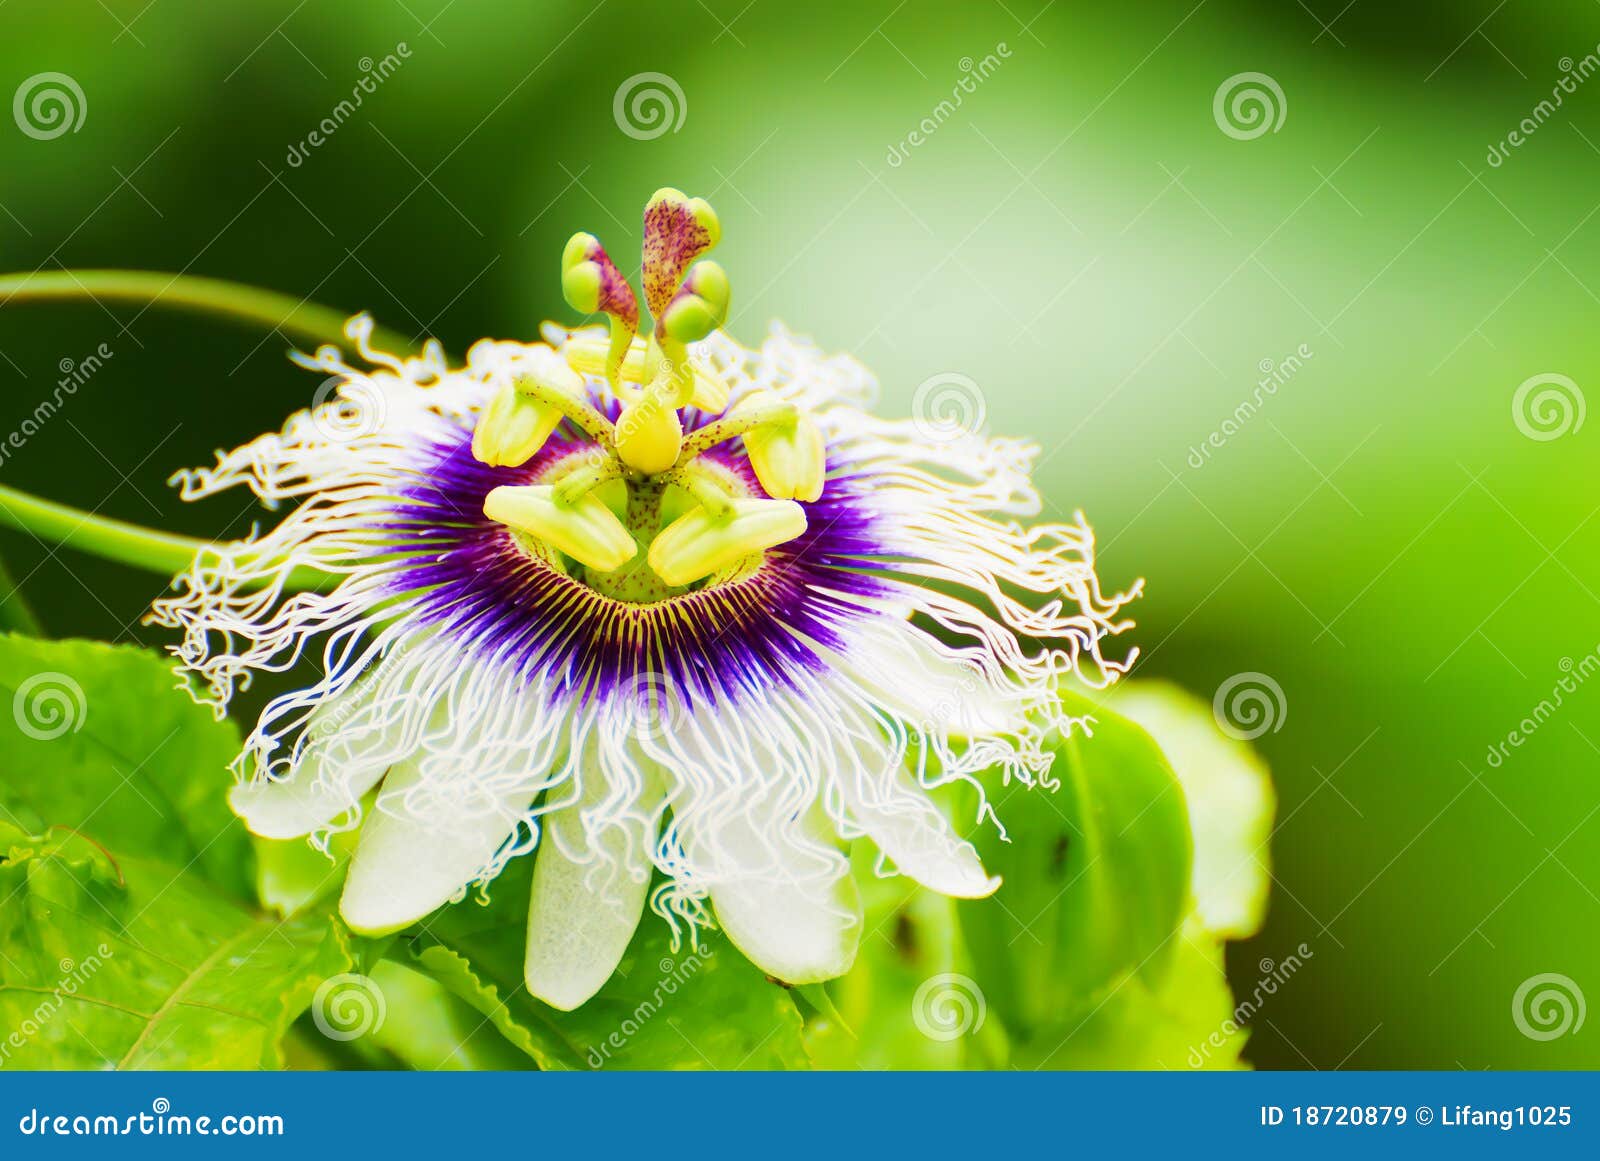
left=0, top=0, right=1596, bottom=1068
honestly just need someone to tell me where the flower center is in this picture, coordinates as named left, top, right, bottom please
left=470, top=189, right=827, bottom=597
left=513, top=452, right=764, bottom=605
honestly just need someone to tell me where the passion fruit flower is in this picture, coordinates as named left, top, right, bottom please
left=150, top=189, right=1141, bottom=1009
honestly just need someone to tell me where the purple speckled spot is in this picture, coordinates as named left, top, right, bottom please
left=642, top=197, right=713, bottom=318
left=583, top=238, right=639, bottom=329
left=382, top=413, right=891, bottom=710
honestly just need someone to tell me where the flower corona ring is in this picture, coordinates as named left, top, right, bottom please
left=150, top=188, right=1142, bottom=1008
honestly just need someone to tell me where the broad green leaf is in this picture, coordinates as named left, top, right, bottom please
left=1093, top=681, right=1275, bottom=940
left=409, top=856, right=808, bottom=1070
left=810, top=840, right=1002, bottom=1069
left=956, top=687, right=1192, bottom=1040
left=0, top=635, right=251, bottom=901
left=1018, top=916, right=1248, bottom=1070
left=254, top=831, right=354, bottom=918
left=0, top=829, right=350, bottom=1069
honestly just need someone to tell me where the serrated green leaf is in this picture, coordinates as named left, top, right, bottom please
left=364, top=960, right=534, bottom=1071
left=0, top=835, right=350, bottom=1069
left=956, top=687, right=1192, bottom=1041
left=409, top=856, right=808, bottom=1070
left=0, top=635, right=252, bottom=901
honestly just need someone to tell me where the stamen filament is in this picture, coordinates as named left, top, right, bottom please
left=518, top=375, right=616, bottom=447
left=669, top=462, right=738, bottom=518
left=553, top=454, right=624, bottom=506
left=676, top=399, right=798, bottom=465
left=602, top=317, right=635, bottom=393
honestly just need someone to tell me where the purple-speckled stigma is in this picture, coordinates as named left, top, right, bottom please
left=642, top=195, right=714, bottom=318
left=382, top=416, right=892, bottom=710
left=579, top=237, right=639, bottom=329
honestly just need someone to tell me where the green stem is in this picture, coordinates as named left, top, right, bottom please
left=0, top=483, right=332, bottom=590
left=0, top=552, right=43, bottom=635
left=0, top=269, right=409, bottom=601
left=0, top=269, right=417, bottom=356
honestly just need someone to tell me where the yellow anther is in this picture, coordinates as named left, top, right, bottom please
left=472, top=382, right=562, bottom=468
left=484, top=484, right=637, bottom=574
left=647, top=497, right=807, bottom=587
left=471, top=349, right=590, bottom=467
left=561, top=234, right=605, bottom=313
left=733, top=391, right=826, bottom=502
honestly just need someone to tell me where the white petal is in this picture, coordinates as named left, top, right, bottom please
left=525, top=752, right=662, bottom=1011
left=647, top=695, right=864, bottom=984
left=229, top=681, right=395, bottom=839
left=835, top=755, right=999, bottom=899
left=687, top=797, right=861, bottom=985
left=229, top=755, right=385, bottom=840
left=228, top=649, right=425, bottom=844
left=340, top=755, right=534, bottom=936
left=710, top=866, right=860, bottom=984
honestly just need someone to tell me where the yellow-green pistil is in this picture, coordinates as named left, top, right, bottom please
left=475, top=189, right=826, bottom=598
